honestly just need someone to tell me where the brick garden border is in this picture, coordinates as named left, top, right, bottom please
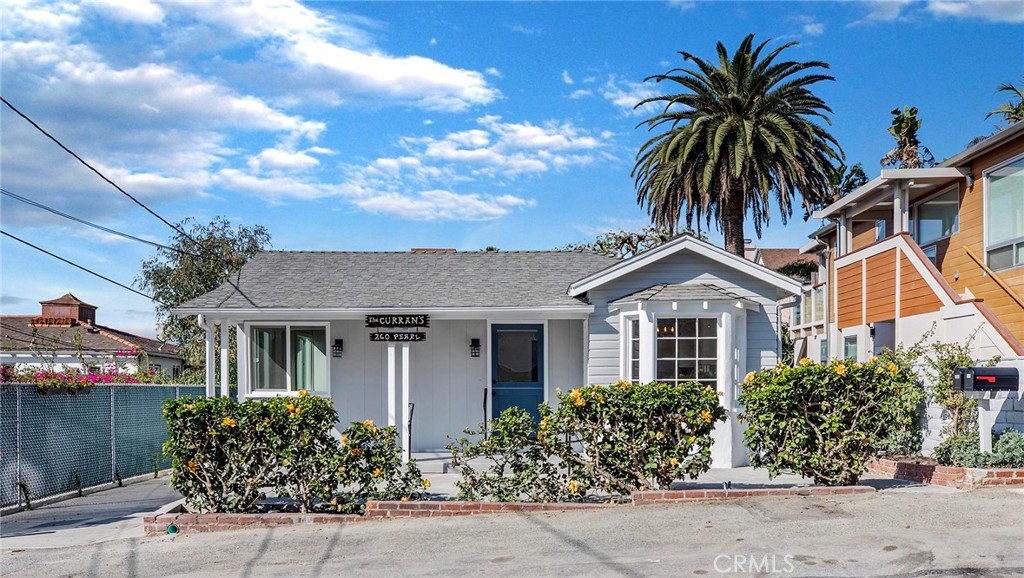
left=867, top=457, right=1024, bottom=490
left=143, top=485, right=876, bottom=535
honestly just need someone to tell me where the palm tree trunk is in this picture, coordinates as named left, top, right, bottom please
left=722, top=186, right=746, bottom=256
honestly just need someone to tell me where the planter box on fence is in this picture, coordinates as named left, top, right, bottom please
left=867, top=457, right=1024, bottom=490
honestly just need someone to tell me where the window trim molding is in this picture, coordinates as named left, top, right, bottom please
left=984, top=151, right=1024, bottom=272
left=652, top=314, right=720, bottom=386
left=243, top=321, right=331, bottom=397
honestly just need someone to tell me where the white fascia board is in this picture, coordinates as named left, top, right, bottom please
left=567, top=235, right=802, bottom=297
left=799, top=239, right=825, bottom=255
left=812, top=176, right=888, bottom=219
left=879, top=167, right=966, bottom=180
left=172, top=305, right=595, bottom=321
left=813, top=168, right=968, bottom=220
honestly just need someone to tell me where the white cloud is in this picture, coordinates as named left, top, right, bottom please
left=561, top=70, right=574, bottom=85
left=354, top=190, right=535, bottom=221
left=568, top=89, right=593, bottom=99
left=667, top=0, right=697, bottom=12
left=160, top=0, right=500, bottom=112
left=601, top=75, right=662, bottom=116
left=926, top=0, right=1024, bottom=22
left=573, top=216, right=652, bottom=238
left=429, top=37, right=438, bottom=46
left=847, top=1, right=916, bottom=26
left=248, top=147, right=323, bottom=173
left=85, top=0, right=164, bottom=24
left=485, top=67, right=503, bottom=78
left=508, top=23, right=542, bottom=35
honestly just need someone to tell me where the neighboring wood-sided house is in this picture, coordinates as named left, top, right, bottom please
left=174, top=235, right=800, bottom=467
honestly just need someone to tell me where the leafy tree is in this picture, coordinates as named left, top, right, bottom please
left=563, top=226, right=700, bottom=258
left=136, top=217, right=271, bottom=372
left=987, top=79, right=1024, bottom=125
left=880, top=106, right=934, bottom=168
left=633, top=34, right=842, bottom=256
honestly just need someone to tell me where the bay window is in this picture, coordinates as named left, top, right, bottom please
left=655, top=317, right=718, bottom=386
left=987, top=155, right=1024, bottom=270
left=250, top=324, right=329, bottom=393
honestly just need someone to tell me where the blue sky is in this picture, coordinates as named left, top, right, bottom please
left=1, top=0, right=1022, bottom=338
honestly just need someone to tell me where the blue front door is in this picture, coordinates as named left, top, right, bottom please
left=491, top=324, right=544, bottom=421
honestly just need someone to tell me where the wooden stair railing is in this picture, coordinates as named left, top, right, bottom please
left=964, top=246, right=1024, bottom=310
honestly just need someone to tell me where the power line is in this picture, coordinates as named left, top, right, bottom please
left=0, top=230, right=170, bottom=307
left=0, top=324, right=100, bottom=351
left=0, top=97, right=236, bottom=272
left=0, top=188, right=200, bottom=258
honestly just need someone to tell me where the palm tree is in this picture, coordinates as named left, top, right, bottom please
left=632, top=34, right=842, bottom=256
left=987, top=79, right=1024, bottom=125
left=880, top=106, right=934, bottom=169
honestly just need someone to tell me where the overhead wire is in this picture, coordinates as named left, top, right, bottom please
left=0, top=230, right=170, bottom=307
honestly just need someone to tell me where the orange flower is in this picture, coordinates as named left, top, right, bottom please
left=835, top=363, right=847, bottom=377
left=340, top=435, right=348, bottom=446
left=372, top=468, right=382, bottom=477
left=422, top=479, right=432, bottom=489
left=186, top=460, right=199, bottom=472
left=669, top=457, right=680, bottom=467
left=287, top=403, right=297, bottom=414
left=888, top=362, right=899, bottom=374
left=744, top=371, right=756, bottom=384
left=351, top=448, right=362, bottom=456
left=363, top=419, right=377, bottom=432
left=799, top=357, right=813, bottom=366
left=655, top=431, right=665, bottom=440
left=221, top=417, right=237, bottom=428
left=298, top=389, right=310, bottom=397
left=700, top=409, right=713, bottom=422
left=567, top=480, right=580, bottom=494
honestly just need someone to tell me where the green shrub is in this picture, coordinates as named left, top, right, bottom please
left=935, top=429, right=1024, bottom=468
left=739, top=353, right=925, bottom=486
left=449, top=381, right=726, bottom=501
left=163, top=393, right=425, bottom=513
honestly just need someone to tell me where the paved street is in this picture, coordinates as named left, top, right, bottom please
left=4, top=486, right=1023, bottom=577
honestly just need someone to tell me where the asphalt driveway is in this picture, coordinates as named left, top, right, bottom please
left=4, top=486, right=1023, bottom=577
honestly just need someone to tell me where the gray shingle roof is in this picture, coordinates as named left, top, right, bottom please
left=175, top=251, right=622, bottom=311
left=611, top=283, right=752, bottom=305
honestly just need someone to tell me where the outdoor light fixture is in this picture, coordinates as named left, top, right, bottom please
left=470, top=338, right=481, bottom=358
left=332, top=339, right=344, bottom=358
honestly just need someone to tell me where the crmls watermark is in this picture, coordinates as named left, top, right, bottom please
left=713, top=554, right=795, bottom=574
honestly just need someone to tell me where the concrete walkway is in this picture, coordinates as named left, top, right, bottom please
left=1, top=477, right=182, bottom=550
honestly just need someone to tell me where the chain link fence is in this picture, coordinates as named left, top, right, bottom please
left=0, top=383, right=205, bottom=512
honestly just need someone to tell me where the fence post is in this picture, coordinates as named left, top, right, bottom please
left=16, top=385, right=22, bottom=509
left=110, top=386, right=116, bottom=483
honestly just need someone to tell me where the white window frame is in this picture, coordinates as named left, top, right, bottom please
left=624, top=315, right=641, bottom=384
left=244, top=321, right=331, bottom=397
left=984, top=151, right=1024, bottom=272
left=910, top=185, right=960, bottom=250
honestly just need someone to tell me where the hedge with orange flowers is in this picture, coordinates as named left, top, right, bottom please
left=449, top=380, right=726, bottom=501
left=738, top=352, right=924, bottom=486
left=163, top=394, right=426, bottom=513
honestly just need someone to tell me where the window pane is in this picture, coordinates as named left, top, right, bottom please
left=843, top=336, right=858, bottom=360
left=251, top=327, right=287, bottom=390
left=657, top=318, right=676, bottom=337
left=678, top=319, right=696, bottom=337
left=988, top=158, right=1024, bottom=247
left=656, top=360, right=675, bottom=381
left=698, top=339, right=716, bottom=358
left=698, top=361, right=717, bottom=380
left=820, top=340, right=828, bottom=362
left=291, top=327, right=327, bottom=392
left=630, top=361, right=639, bottom=382
left=657, top=338, right=675, bottom=358
left=496, top=330, right=538, bottom=382
left=630, top=319, right=640, bottom=336
left=988, top=245, right=1014, bottom=270
left=698, top=318, right=717, bottom=337
left=677, top=339, right=696, bottom=358
left=676, top=360, right=696, bottom=381
left=915, top=188, right=959, bottom=245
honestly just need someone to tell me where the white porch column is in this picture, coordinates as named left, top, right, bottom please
left=219, top=322, right=230, bottom=398
left=711, top=310, right=737, bottom=468
left=386, top=342, right=397, bottom=428
left=202, top=316, right=215, bottom=398
left=401, top=342, right=411, bottom=463
left=638, top=307, right=655, bottom=382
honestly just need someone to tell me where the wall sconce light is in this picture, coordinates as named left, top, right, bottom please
left=469, top=338, right=481, bottom=358
left=868, top=323, right=875, bottom=338
left=332, top=339, right=344, bottom=358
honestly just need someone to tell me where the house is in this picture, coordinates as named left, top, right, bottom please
left=795, top=121, right=1024, bottom=447
left=749, top=247, right=819, bottom=330
left=174, top=235, right=800, bottom=468
left=0, top=293, right=183, bottom=376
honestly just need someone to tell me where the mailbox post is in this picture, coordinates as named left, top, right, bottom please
left=954, top=367, right=1020, bottom=453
